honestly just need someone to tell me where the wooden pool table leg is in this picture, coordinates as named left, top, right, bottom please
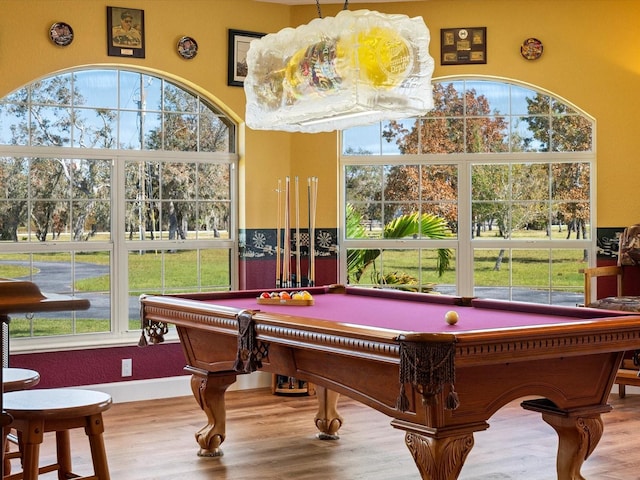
left=188, top=368, right=237, bottom=457
left=391, top=419, right=476, bottom=480
left=314, top=386, right=343, bottom=440
left=522, top=399, right=610, bottom=480
left=543, top=414, right=603, bottom=480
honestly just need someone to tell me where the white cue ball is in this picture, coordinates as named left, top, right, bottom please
left=445, top=310, right=459, bottom=325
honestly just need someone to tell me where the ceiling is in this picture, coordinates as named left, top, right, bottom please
left=256, top=0, right=422, bottom=4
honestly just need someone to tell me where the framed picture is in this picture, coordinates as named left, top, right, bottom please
left=107, top=6, right=145, bottom=58
left=228, top=29, right=265, bottom=87
left=441, top=27, right=486, bottom=65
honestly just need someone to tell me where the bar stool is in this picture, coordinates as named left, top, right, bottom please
left=3, top=368, right=40, bottom=393
left=2, top=388, right=112, bottom=480
left=3, top=368, right=40, bottom=476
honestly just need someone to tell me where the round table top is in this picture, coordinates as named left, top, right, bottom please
left=2, top=367, right=40, bottom=392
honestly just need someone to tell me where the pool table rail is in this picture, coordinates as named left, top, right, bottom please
left=451, top=318, right=640, bottom=364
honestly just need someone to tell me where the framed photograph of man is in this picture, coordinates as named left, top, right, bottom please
left=227, top=29, right=265, bottom=87
left=107, top=6, right=145, bottom=58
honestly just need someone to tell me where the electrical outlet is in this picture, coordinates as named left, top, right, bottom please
left=121, top=358, right=132, bottom=377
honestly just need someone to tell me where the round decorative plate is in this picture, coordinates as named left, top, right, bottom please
left=49, top=22, right=74, bottom=47
left=177, top=36, right=198, bottom=59
left=521, top=37, right=543, bottom=60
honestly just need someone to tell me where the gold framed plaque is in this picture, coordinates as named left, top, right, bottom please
left=441, top=27, right=487, bottom=65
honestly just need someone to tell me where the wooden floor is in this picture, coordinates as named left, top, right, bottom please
left=6, top=387, right=640, bottom=479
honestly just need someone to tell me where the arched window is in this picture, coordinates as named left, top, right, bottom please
left=340, top=77, right=594, bottom=305
left=0, top=68, right=238, bottom=347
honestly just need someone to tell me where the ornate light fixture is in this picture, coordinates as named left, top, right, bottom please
left=244, top=8, right=435, bottom=133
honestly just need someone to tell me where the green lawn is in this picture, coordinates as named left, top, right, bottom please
left=349, top=247, right=587, bottom=290
left=2, top=237, right=589, bottom=337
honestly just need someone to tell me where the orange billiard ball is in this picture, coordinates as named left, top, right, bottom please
left=445, top=310, right=459, bottom=325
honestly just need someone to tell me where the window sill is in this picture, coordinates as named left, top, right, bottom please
left=8, top=329, right=180, bottom=355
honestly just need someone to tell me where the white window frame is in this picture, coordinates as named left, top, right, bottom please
left=339, top=77, right=596, bottom=301
left=0, top=67, right=239, bottom=353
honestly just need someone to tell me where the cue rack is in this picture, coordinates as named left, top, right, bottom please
left=273, top=176, right=318, bottom=396
left=275, top=176, right=318, bottom=289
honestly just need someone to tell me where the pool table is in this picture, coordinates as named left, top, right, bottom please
left=140, top=285, right=640, bottom=480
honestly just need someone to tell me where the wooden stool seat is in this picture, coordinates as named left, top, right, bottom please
left=2, top=388, right=112, bottom=480
left=2, top=369, right=40, bottom=393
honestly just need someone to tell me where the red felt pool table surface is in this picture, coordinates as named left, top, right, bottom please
left=140, top=285, right=640, bottom=480
left=196, top=286, right=620, bottom=333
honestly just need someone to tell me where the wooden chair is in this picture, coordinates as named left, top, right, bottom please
left=582, top=264, right=640, bottom=311
left=2, top=388, right=112, bottom=480
left=581, top=224, right=640, bottom=397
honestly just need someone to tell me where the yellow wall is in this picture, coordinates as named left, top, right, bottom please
left=1, top=0, right=639, bottom=229
left=292, top=0, right=640, bottom=228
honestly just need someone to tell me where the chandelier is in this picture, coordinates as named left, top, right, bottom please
left=244, top=8, right=435, bottom=133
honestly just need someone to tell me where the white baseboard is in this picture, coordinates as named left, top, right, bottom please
left=77, top=371, right=272, bottom=403
left=75, top=374, right=640, bottom=404
left=617, top=384, right=640, bottom=397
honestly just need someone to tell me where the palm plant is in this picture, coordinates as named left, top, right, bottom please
left=346, top=204, right=453, bottom=288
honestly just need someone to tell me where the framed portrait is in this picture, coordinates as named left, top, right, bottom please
left=107, top=6, right=145, bottom=58
left=441, top=27, right=486, bottom=65
left=227, top=29, right=265, bottom=87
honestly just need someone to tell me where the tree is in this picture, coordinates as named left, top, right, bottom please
left=0, top=157, right=28, bottom=241
left=378, top=83, right=593, bottom=272
left=382, top=83, right=509, bottom=234
left=384, top=164, right=458, bottom=232
left=133, top=82, right=232, bottom=242
left=0, top=74, right=115, bottom=242
left=522, top=94, right=592, bottom=242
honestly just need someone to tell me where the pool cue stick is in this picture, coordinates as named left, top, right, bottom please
left=276, top=179, right=282, bottom=288
left=284, top=176, right=290, bottom=287
left=295, top=176, right=301, bottom=288
left=314, top=177, right=319, bottom=285
left=310, top=177, right=318, bottom=286
left=307, top=177, right=312, bottom=286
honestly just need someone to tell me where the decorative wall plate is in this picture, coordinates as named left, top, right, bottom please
left=521, top=37, right=543, bottom=60
left=177, top=36, right=198, bottom=59
left=49, top=22, right=74, bottom=47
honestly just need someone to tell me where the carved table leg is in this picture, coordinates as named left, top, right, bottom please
left=314, top=386, right=343, bottom=440
left=522, top=399, right=610, bottom=480
left=189, top=370, right=237, bottom=457
left=391, top=419, right=483, bottom=480
left=540, top=412, right=604, bottom=480
left=406, top=430, right=474, bottom=480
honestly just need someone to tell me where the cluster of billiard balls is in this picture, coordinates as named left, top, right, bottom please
left=259, top=291, right=314, bottom=300
left=445, top=310, right=459, bottom=325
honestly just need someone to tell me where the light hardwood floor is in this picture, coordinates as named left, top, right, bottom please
left=6, top=388, right=640, bottom=479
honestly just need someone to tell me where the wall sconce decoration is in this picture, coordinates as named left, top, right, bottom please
left=244, top=9, right=435, bottom=133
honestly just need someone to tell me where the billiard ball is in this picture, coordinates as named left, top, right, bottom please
left=445, top=310, right=459, bottom=325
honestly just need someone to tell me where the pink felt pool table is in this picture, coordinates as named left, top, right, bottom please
left=140, top=285, right=640, bottom=480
